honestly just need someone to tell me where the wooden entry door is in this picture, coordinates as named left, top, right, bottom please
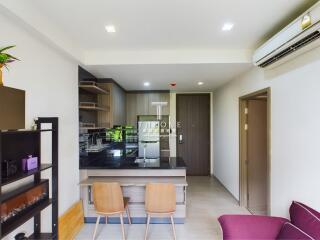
left=247, top=99, right=268, bottom=215
left=176, top=94, right=210, bottom=176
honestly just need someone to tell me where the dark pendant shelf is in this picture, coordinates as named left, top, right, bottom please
left=1, top=164, right=52, bottom=186
left=1, top=199, right=52, bottom=238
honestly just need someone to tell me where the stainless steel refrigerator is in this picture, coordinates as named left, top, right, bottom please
left=138, top=121, right=160, bottom=158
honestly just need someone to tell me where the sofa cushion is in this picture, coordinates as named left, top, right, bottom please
left=277, top=222, right=314, bottom=240
left=218, top=215, right=289, bottom=240
left=289, top=201, right=320, bottom=240
left=297, top=202, right=320, bottom=219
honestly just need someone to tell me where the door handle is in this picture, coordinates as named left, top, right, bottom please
left=178, top=134, right=183, bottom=144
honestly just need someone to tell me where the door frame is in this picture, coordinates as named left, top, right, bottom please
left=239, top=88, right=271, bottom=215
left=176, top=93, right=211, bottom=176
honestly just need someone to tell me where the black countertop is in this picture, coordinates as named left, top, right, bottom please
left=80, top=155, right=186, bottom=170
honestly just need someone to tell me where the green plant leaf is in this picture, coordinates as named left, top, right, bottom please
left=0, top=54, right=9, bottom=63
left=0, top=45, right=16, bottom=53
left=4, top=53, right=20, bottom=61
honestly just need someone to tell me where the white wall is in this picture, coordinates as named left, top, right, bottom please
left=212, top=47, right=320, bottom=217
left=1, top=12, right=79, bottom=238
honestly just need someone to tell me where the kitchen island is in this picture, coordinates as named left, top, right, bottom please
left=79, top=157, right=187, bottom=224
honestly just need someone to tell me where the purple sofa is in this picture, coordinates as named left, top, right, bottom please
left=218, top=201, right=320, bottom=240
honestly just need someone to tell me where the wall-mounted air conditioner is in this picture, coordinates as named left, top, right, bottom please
left=253, top=2, right=320, bottom=68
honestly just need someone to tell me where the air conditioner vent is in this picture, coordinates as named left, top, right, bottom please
left=258, top=30, right=320, bottom=68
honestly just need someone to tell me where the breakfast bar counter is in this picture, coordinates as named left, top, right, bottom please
left=79, top=157, right=187, bottom=224
left=80, top=156, right=187, bottom=169
left=79, top=176, right=188, bottom=187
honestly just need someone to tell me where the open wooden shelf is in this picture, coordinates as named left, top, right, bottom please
left=79, top=121, right=110, bottom=131
left=79, top=102, right=108, bottom=112
left=2, top=164, right=52, bottom=186
left=79, top=106, right=107, bottom=111
left=79, top=81, right=109, bottom=95
left=80, top=126, right=106, bottom=130
left=1, top=199, right=52, bottom=238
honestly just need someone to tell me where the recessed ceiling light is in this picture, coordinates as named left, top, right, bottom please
left=144, top=82, right=150, bottom=87
left=222, top=23, right=234, bottom=31
left=105, top=25, right=116, bottom=33
left=198, top=82, right=204, bottom=86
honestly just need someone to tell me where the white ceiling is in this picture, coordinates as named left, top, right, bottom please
left=1, top=0, right=317, bottom=91
left=28, top=0, right=313, bottom=50
left=87, top=63, right=252, bottom=91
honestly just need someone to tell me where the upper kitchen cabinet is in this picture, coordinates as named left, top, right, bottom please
left=79, top=81, right=110, bottom=130
left=148, top=93, right=161, bottom=115
left=97, top=81, right=126, bottom=127
left=136, top=93, right=149, bottom=116
left=126, top=92, right=170, bottom=126
left=160, top=93, right=170, bottom=115
left=78, top=67, right=126, bottom=130
left=126, top=93, right=137, bottom=126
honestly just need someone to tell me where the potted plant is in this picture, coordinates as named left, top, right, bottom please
left=0, top=46, right=19, bottom=86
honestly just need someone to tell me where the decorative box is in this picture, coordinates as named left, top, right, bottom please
left=22, top=155, right=38, bottom=171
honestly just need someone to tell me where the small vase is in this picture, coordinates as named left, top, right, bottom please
left=0, top=64, right=3, bottom=86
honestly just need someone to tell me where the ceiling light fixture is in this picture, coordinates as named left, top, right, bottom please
left=105, top=25, right=116, bottom=33
left=198, top=82, right=204, bottom=86
left=144, top=82, right=150, bottom=87
left=222, top=23, right=234, bottom=31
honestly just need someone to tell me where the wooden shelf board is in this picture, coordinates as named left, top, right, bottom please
left=1, top=164, right=52, bottom=186
left=1, top=199, right=52, bottom=238
left=80, top=126, right=106, bottom=130
left=79, top=106, right=107, bottom=111
left=79, top=83, right=108, bottom=95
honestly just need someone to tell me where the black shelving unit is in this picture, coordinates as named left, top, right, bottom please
left=0, top=117, right=58, bottom=239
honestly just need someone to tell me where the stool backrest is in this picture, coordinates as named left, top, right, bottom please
left=145, top=183, right=176, bottom=213
left=92, top=182, right=124, bottom=214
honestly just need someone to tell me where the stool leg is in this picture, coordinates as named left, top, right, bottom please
left=93, top=215, right=101, bottom=240
left=126, top=207, right=132, bottom=224
left=144, top=214, right=151, bottom=240
left=170, top=214, right=176, bottom=240
left=120, top=213, right=126, bottom=240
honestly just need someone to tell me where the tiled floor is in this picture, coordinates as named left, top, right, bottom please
left=76, top=176, right=250, bottom=240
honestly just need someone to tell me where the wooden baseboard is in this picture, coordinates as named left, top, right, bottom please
left=59, top=200, right=84, bottom=240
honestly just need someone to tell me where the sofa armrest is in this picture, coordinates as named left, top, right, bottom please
left=218, top=215, right=289, bottom=240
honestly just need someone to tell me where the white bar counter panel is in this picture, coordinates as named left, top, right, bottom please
left=79, top=168, right=187, bottom=224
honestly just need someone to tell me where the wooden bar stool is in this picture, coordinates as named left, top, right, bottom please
left=92, top=182, right=131, bottom=240
left=144, top=183, right=177, bottom=240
